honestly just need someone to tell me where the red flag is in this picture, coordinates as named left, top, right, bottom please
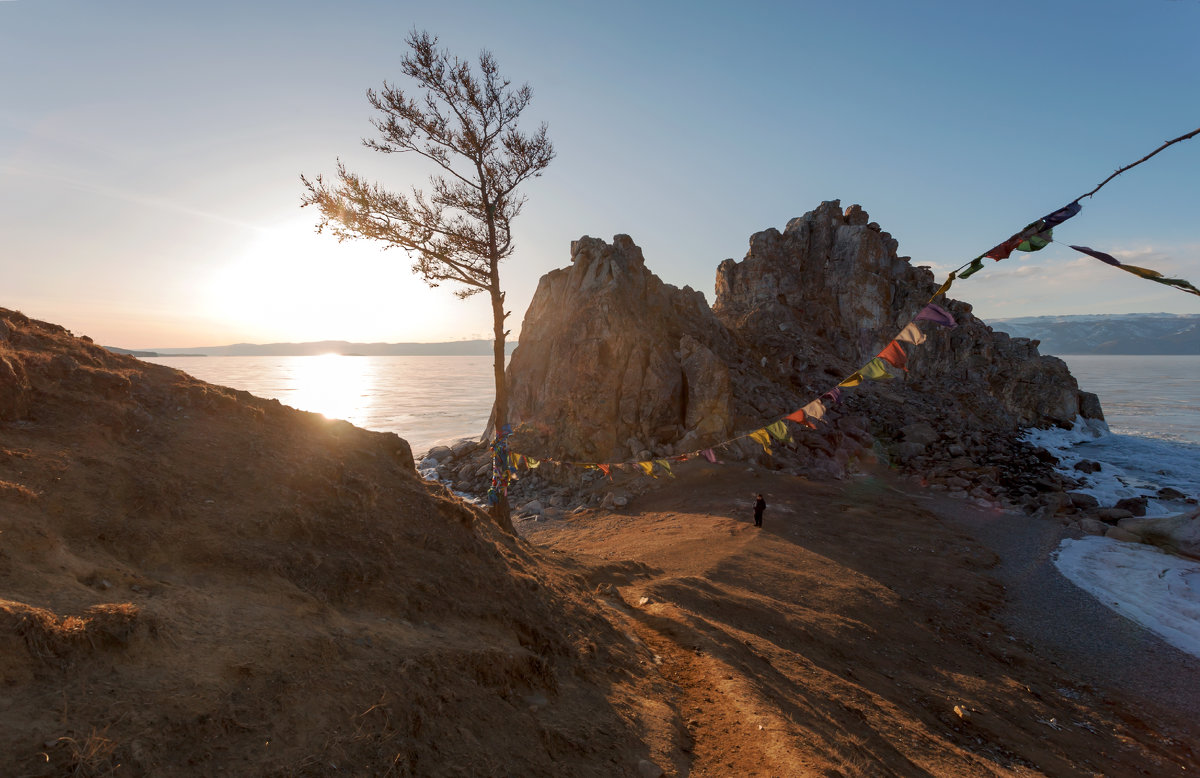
left=877, top=340, right=908, bottom=371
left=786, top=409, right=817, bottom=429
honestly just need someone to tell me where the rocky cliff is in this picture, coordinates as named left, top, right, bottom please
left=491, top=201, right=1103, bottom=510
left=712, top=200, right=1091, bottom=430
left=508, top=235, right=746, bottom=461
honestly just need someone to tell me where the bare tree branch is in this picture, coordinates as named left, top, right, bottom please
left=300, top=30, right=554, bottom=532
left=1077, top=126, right=1200, bottom=200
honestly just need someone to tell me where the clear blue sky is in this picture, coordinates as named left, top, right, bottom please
left=3, top=0, right=1198, bottom=348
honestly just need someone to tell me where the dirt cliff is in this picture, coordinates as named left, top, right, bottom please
left=0, top=307, right=663, bottom=776
left=2, top=307, right=1197, bottom=776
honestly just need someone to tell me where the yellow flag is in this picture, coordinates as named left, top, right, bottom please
left=638, top=461, right=655, bottom=476
left=838, top=373, right=864, bottom=388
left=749, top=429, right=772, bottom=455
left=932, top=273, right=955, bottom=298
left=526, top=458, right=540, bottom=469
left=1122, top=264, right=1164, bottom=280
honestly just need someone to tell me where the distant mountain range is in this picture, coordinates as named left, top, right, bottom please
left=106, top=314, right=1200, bottom=358
left=991, top=313, right=1200, bottom=355
left=105, top=339, right=517, bottom=358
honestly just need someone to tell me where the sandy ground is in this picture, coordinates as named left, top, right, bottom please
left=521, top=463, right=1200, bottom=776
left=5, top=308, right=1200, bottom=776
left=930, top=494, right=1200, bottom=724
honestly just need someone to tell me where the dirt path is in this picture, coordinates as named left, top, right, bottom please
left=520, top=464, right=1200, bottom=776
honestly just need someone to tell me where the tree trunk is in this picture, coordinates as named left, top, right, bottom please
left=489, top=282, right=515, bottom=535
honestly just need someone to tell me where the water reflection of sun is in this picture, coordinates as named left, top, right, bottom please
left=286, top=354, right=375, bottom=425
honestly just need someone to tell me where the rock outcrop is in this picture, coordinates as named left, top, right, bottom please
left=504, top=235, right=745, bottom=461
left=712, top=201, right=1094, bottom=430
left=1117, top=508, right=1200, bottom=559
left=481, top=201, right=1104, bottom=511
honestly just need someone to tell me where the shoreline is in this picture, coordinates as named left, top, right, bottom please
left=919, top=488, right=1200, bottom=723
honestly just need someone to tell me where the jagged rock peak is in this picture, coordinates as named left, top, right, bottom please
left=504, top=235, right=737, bottom=462
left=714, top=200, right=930, bottom=365
left=713, top=201, right=1099, bottom=429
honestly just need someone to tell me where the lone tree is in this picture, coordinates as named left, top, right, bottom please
left=301, top=31, right=553, bottom=532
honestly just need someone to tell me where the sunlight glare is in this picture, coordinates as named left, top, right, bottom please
left=286, top=353, right=375, bottom=424
left=203, top=217, right=474, bottom=342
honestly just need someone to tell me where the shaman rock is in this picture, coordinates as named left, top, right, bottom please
left=503, top=235, right=739, bottom=461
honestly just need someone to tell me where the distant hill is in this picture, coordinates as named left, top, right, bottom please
left=991, top=313, right=1200, bottom=355
left=105, top=339, right=517, bottom=357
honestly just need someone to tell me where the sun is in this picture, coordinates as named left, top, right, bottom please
left=203, top=217, right=469, bottom=342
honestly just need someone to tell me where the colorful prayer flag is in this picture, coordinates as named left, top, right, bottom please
left=785, top=408, right=817, bottom=428
left=654, top=459, right=674, bottom=477
left=932, top=273, right=955, bottom=298
left=1069, top=244, right=1120, bottom=266
left=985, top=218, right=1053, bottom=261
left=858, top=357, right=894, bottom=381
left=701, top=448, right=717, bottom=463
left=820, top=388, right=843, bottom=405
left=638, top=461, right=655, bottom=476
left=895, top=322, right=927, bottom=346
left=749, top=429, right=773, bottom=455
left=915, top=303, right=956, bottom=328
left=766, top=420, right=792, bottom=443
left=877, top=340, right=908, bottom=371
left=958, top=257, right=985, bottom=279
left=1041, top=201, right=1082, bottom=229
left=801, top=400, right=826, bottom=422
left=1015, top=230, right=1053, bottom=253
left=838, top=373, right=864, bottom=388
left=1069, top=245, right=1200, bottom=297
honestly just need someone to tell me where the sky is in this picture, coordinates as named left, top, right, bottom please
left=2, top=0, right=1198, bottom=349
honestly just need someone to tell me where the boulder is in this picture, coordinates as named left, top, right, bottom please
left=901, top=422, right=938, bottom=446
left=1117, top=509, right=1200, bottom=559
left=1094, top=507, right=1134, bottom=523
left=1077, top=391, right=1105, bottom=421
left=426, top=445, right=454, bottom=463
left=1105, top=526, right=1142, bottom=543
left=1115, top=496, right=1148, bottom=517
left=1079, top=518, right=1110, bottom=536
left=1068, top=492, right=1100, bottom=509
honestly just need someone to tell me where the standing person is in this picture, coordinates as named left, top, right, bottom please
left=754, top=494, right=766, bottom=527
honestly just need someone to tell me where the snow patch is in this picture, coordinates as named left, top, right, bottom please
left=1023, top=417, right=1200, bottom=516
left=1053, top=536, right=1200, bottom=660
